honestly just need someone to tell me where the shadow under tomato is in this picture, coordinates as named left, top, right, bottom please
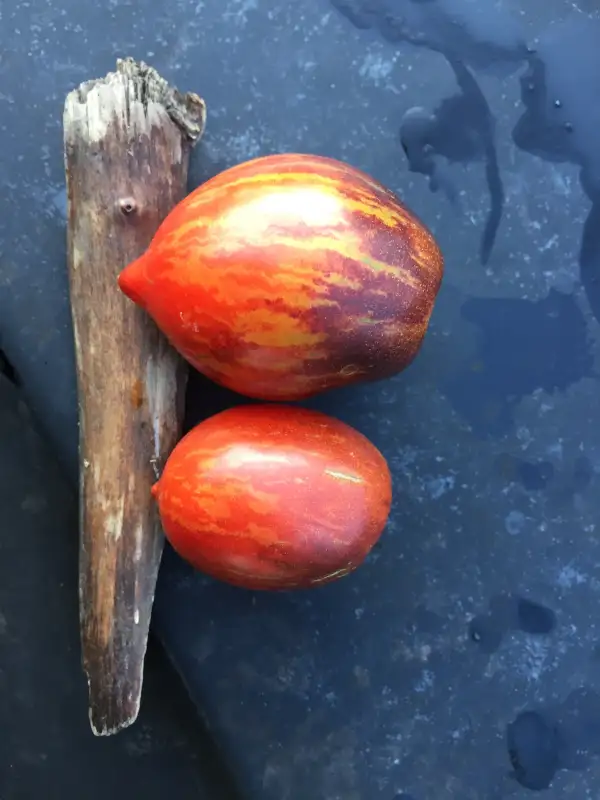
left=184, top=371, right=251, bottom=432
left=157, top=540, right=398, bottom=655
left=184, top=367, right=410, bottom=464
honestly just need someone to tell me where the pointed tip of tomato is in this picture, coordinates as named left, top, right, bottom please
left=117, top=254, right=149, bottom=308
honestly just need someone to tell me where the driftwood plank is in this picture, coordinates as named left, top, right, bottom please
left=63, top=58, right=205, bottom=735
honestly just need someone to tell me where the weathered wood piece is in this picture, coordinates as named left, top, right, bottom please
left=63, top=58, right=205, bottom=735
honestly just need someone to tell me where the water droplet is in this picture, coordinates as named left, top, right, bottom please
left=505, top=509, right=526, bottom=535
left=564, top=122, right=573, bottom=133
left=554, top=99, right=562, bottom=109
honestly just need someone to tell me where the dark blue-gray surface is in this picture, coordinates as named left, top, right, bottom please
left=0, top=374, right=237, bottom=799
left=2, top=0, right=600, bottom=797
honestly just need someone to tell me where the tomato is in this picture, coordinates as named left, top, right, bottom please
left=152, top=405, right=392, bottom=590
left=118, top=153, right=443, bottom=400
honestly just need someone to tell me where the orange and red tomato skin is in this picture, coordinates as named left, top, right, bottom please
left=119, top=154, right=444, bottom=588
left=152, top=406, right=392, bottom=590
left=118, top=153, right=443, bottom=401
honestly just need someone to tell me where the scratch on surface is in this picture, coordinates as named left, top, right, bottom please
left=104, top=496, right=126, bottom=543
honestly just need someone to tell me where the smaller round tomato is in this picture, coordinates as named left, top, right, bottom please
left=152, top=405, right=392, bottom=590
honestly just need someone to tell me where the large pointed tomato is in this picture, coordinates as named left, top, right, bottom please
left=152, top=405, right=392, bottom=590
left=118, top=153, right=443, bottom=400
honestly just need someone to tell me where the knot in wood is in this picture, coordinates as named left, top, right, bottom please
left=118, top=197, right=138, bottom=216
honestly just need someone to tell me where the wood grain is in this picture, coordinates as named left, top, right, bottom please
left=63, top=58, right=205, bottom=735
